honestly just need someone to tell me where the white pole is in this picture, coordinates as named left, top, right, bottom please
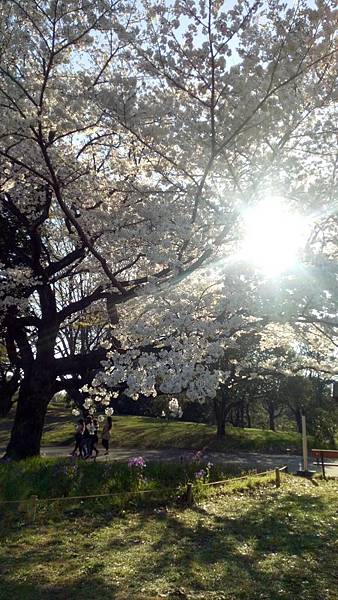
left=302, top=413, right=308, bottom=472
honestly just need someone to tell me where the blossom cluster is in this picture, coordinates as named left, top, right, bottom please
left=128, top=456, right=147, bottom=469
left=0, top=0, right=337, bottom=445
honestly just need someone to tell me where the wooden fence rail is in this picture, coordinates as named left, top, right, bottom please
left=0, top=466, right=288, bottom=522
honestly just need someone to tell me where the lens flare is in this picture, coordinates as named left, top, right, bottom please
left=241, top=197, right=309, bottom=276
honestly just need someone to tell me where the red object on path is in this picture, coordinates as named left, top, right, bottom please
left=311, top=448, right=338, bottom=479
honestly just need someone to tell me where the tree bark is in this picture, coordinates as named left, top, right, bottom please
left=214, top=395, right=227, bottom=437
left=0, top=370, right=19, bottom=418
left=216, top=419, right=225, bottom=438
left=4, top=366, right=54, bottom=459
left=245, top=405, right=251, bottom=428
left=216, top=414, right=226, bottom=437
left=268, top=407, right=276, bottom=431
left=4, top=284, right=58, bottom=460
left=294, top=408, right=302, bottom=434
left=214, top=386, right=235, bottom=437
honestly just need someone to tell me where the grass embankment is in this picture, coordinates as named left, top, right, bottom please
left=0, top=456, right=245, bottom=507
left=0, top=400, right=316, bottom=454
left=108, top=416, right=314, bottom=454
left=0, top=472, right=337, bottom=600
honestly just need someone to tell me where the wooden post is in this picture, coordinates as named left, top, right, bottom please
left=321, top=452, right=326, bottom=480
left=186, top=483, right=193, bottom=506
left=301, top=413, right=308, bottom=472
left=275, top=468, right=281, bottom=488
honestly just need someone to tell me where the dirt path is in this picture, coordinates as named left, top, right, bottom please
left=37, top=445, right=338, bottom=476
left=1, top=443, right=336, bottom=475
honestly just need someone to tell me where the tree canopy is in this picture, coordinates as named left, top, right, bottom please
left=0, top=0, right=337, bottom=458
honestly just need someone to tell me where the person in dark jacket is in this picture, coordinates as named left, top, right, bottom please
left=102, top=416, right=113, bottom=455
left=71, top=419, right=84, bottom=457
left=81, top=416, right=92, bottom=458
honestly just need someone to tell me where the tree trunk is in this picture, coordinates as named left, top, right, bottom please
left=5, top=285, right=58, bottom=460
left=214, top=393, right=227, bottom=438
left=4, top=365, right=54, bottom=459
left=294, top=409, right=302, bottom=434
left=239, top=403, right=245, bottom=428
left=0, top=370, right=19, bottom=418
left=213, top=388, right=238, bottom=437
left=216, top=415, right=226, bottom=437
left=268, top=407, right=276, bottom=431
left=245, top=405, right=251, bottom=428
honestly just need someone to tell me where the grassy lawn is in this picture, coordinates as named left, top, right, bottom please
left=0, top=400, right=317, bottom=454
left=107, top=416, right=313, bottom=454
left=0, top=476, right=337, bottom=599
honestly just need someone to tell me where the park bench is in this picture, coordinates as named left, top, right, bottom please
left=312, top=448, right=338, bottom=479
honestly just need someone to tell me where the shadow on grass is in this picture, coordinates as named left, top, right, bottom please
left=0, top=484, right=337, bottom=600
left=136, top=491, right=336, bottom=598
left=0, top=575, right=120, bottom=600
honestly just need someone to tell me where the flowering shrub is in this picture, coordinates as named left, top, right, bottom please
left=194, top=461, right=213, bottom=483
left=128, top=456, right=147, bottom=489
left=128, top=456, right=147, bottom=469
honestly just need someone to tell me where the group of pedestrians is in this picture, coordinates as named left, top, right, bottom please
left=71, top=415, right=113, bottom=459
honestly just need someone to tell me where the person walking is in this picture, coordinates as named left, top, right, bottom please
left=71, top=418, right=84, bottom=457
left=81, top=416, right=92, bottom=458
left=102, top=416, right=113, bottom=455
left=91, top=418, right=99, bottom=460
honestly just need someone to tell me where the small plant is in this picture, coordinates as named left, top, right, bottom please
left=127, top=456, right=147, bottom=470
left=128, top=456, right=147, bottom=488
left=51, top=461, right=79, bottom=496
left=205, top=461, right=213, bottom=480
left=194, top=461, right=213, bottom=483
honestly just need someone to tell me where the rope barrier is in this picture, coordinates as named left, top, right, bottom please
left=201, top=468, right=277, bottom=487
left=0, top=468, right=286, bottom=506
left=0, top=466, right=288, bottom=510
left=0, top=485, right=178, bottom=507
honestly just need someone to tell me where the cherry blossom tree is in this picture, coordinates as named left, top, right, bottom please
left=0, top=0, right=337, bottom=458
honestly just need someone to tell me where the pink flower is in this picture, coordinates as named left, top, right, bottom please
left=128, top=456, right=146, bottom=469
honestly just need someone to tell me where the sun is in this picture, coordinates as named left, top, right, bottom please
left=241, top=197, right=309, bottom=276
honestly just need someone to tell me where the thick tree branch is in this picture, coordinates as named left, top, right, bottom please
left=45, top=245, right=86, bottom=278
left=37, top=140, right=128, bottom=295
left=57, top=286, right=105, bottom=323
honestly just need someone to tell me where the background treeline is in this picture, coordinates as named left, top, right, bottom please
left=63, top=372, right=337, bottom=447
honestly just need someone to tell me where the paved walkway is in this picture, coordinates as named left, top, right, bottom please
left=39, top=445, right=338, bottom=476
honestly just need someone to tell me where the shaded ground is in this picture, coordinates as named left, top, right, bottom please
left=0, top=476, right=337, bottom=600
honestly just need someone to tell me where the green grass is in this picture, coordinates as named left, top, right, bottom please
left=0, top=400, right=319, bottom=454
left=0, top=475, right=337, bottom=600
left=108, top=416, right=314, bottom=454
left=0, top=456, right=244, bottom=506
